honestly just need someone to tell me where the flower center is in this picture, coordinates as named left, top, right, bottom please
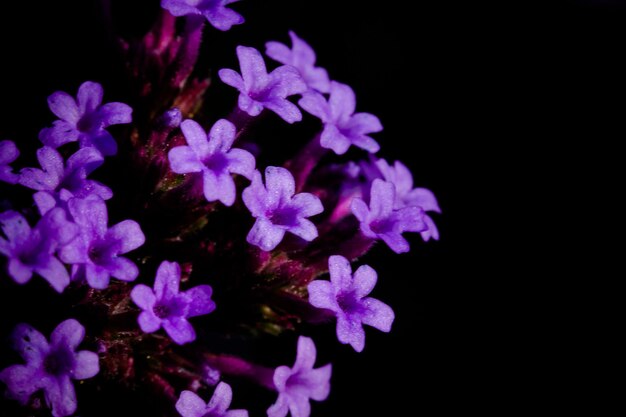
left=44, top=348, right=74, bottom=376
left=337, top=291, right=363, bottom=315
left=203, top=153, right=229, bottom=174
left=370, top=218, right=393, bottom=235
left=153, top=304, right=171, bottom=319
left=77, top=112, right=100, bottom=133
left=268, top=206, right=299, bottom=227
left=88, top=243, right=108, bottom=265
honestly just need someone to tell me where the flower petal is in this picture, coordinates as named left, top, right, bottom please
left=35, top=256, right=70, bottom=293
left=241, top=170, right=268, bottom=217
left=169, top=146, right=204, bottom=174
left=11, top=323, right=49, bottom=364
left=38, top=121, right=80, bottom=148
left=369, top=179, right=395, bottom=219
left=208, top=119, right=236, bottom=153
left=175, top=390, right=207, bottom=417
left=48, top=92, right=80, bottom=123
left=130, top=284, right=157, bottom=310
left=68, top=197, right=108, bottom=237
left=267, top=393, right=289, bottom=417
left=328, top=255, right=352, bottom=291
left=287, top=392, right=311, bottom=417
left=320, top=124, right=350, bottom=155
left=106, top=220, right=145, bottom=254
left=336, top=315, right=365, bottom=352
left=185, top=285, right=215, bottom=318
left=163, top=317, right=196, bottom=345
left=289, top=218, right=318, bottom=242
left=265, top=166, right=295, bottom=208
left=181, top=119, right=210, bottom=160
left=246, top=217, right=286, bottom=251
left=207, top=381, right=232, bottom=413
left=137, top=311, right=162, bottom=333
left=98, top=102, right=132, bottom=127
left=42, top=374, right=77, bottom=417
left=291, top=193, right=323, bottom=217
left=329, top=81, right=356, bottom=122
left=362, top=298, right=395, bottom=332
left=0, top=364, right=42, bottom=404
left=405, top=187, right=441, bottom=213
left=72, top=350, right=99, bottom=379
left=218, top=68, right=245, bottom=91
left=263, top=98, right=303, bottom=124
left=293, top=336, right=316, bottom=373
left=82, top=129, right=118, bottom=156
left=352, top=265, right=377, bottom=298
left=298, top=91, right=330, bottom=121
left=154, top=261, right=181, bottom=300
left=420, top=215, right=440, bottom=241
left=265, top=40, right=291, bottom=64
left=85, top=263, right=111, bottom=289
left=236, top=46, right=268, bottom=91
left=107, top=256, right=139, bottom=282
left=226, top=148, right=255, bottom=179
left=307, top=280, right=337, bottom=311
left=77, top=81, right=103, bottom=114
left=50, top=318, right=85, bottom=350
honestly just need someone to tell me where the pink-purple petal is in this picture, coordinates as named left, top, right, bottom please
left=218, top=68, right=245, bottom=90
left=35, top=256, right=70, bottom=293
left=107, top=256, right=139, bottom=282
left=226, top=148, right=255, bottom=179
left=185, top=285, right=216, bottom=317
left=352, top=265, right=378, bottom=298
left=106, top=220, right=145, bottom=253
left=154, top=261, right=181, bottom=299
left=47, top=92, right=80, bottom=124
left=336, top=315, right=365, bottom=352
left=265, top=166, right=295, bottom=208
left=181, top=119, right=211, bottom=159
left=237, top=46, right=268, bottom=91
left=246, top=217, right=286, bottom=251
left=320, top=124, right=350, bottom=155
left=12, top=323, right=49, bottom=364
left=137, top=311, right=162, bottom=333
left=207, top=381, right=233, bottom=413
left=307, top=280, right=337, bottom=310
left=85, top=264, right=111, bottom=289
left=42, top=374, right=77, bottom=417
left=263, top=99, right=303, bottom=124
left=130, top=284, right=157, bottom=310
left=176, top=390, right=207, bottom=417
left=77, top=81, right=104, bottom=114
left=169, top=146, right=204, bottom=174
left=163, top=317, right=196, bottom=345
left=98, top=102, right=132, bottom=127
left=293, top=336, right=317, bottom=373
left=72, top=351, right=100, bottom=379
left=362, top=298, right=395, bottom=332
left=208, top=119, right=237, bottom=152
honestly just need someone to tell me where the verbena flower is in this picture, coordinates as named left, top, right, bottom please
left=161, top=0, right=245, bottom=31
left=176, top=382, right=248, bottom=417
left=219, top=46, right=307, bottom=123
left=299, top=81, right=382, bottom=154
left=242, top=166, right=323, bottom=251
left=39, top=81, right=132, bottom=156
left=131, top=260, right=216, bottom=345
left=0, top=140, right=19, bottom=184
left=59, top=197, right=145, bottom=289
left=0, top=319, right=99, bottom=417
left=169, top=119, right=255, bottom=206
left=308, top=255, right=394, bottom=352
left=265, top=31, right=330, bottom=93
left=267, top=336, right=331, bottom=417
left=351, top=179, right=426, bottom=254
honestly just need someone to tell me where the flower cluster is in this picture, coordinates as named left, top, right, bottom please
left=0, top=2, right=440, bottom=416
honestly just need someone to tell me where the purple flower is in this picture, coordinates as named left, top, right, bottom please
left=130, top=260, right=216, bottom=345
left=0, top=209, right=77, bottom=293
left=242, top=166, right=323, bottom=251
left=308, top=255, right=394, bottom=352
left=161, top=0, right=245, bottom=31
left=18, top=146, right=112, bottom=215
left=374, top=158, right=441, bottom=241
left=299, top=81, right=382, bottom=155
left=265, top=31, right=330, bottom=93
left=219, top=46, right=307, bottom=123
left=0, top=319, right=99, bottom=417
left=175, top=382, right=248, bottom=417
left=39, top=81, right=132, bottom=156
left=267, top=336, right=331, bottom=417
left=59, top=198, right=145, bottom=289
left=351, top=179, right=426, bottom=254
left=0, top=140, right=19, bottom=184
left=169, top=119, right=255, bottom=206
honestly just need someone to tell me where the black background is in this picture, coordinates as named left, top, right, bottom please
left=0, top=0, right=620, bottom=415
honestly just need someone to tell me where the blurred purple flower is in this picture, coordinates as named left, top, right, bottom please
left=351, top=179, right=426, bottom=254
left=39, top=81, right=132, bottom=156
left=0, top=319, right=99, bottom=417
left=162, top=0, right=244, bottom=31
left=59, top=198, right=144, bottom=289
left=308, top=255, right=394, bottom=352
left=0, top=140, right=19, bottom=184
left=299, top=81, right=382, bottom=154
left=219, top=46, right=307, bottom=123
left=265, top=31, right=330, bottom=93
left=131, top=260, right=215, bottom=345
left=267, top=336, right=331, bottom=417
left=175, top=382, right=248, bottom=417
left=242, top=166, right=323, bottom=251
left=169, top=119, right=255, bottom=206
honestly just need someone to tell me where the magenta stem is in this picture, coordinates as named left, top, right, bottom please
left=287, top=132, right=327, bottom=192
left=203, top=353, right=276, bottom=391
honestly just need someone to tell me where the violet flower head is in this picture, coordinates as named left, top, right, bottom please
left=267, top=336, right=331, bottom=417
left=242, top=166, right=323, bottom=251
left=131, top=260, right=216, bottom=345
left=59, top=197, right=145, bottom=289
left=0, top=140, right=19, bottom=184
left=375, top=158, right=441, bottom=241
left=0, top=319, right=99, bottom=417
left=308, top=255, right=394, bottom=352
left=265, top=31, right=330, bottom=93
left=169, top=119, right=255, bottom=206
left=39, top=81, right=132, bottom=156
left=176, top=382, right=248, bottom=417
left=18, top=146, right=112, bottom=215
left=298, top=81, right=383, bottom=155
left=162, top=0, right=244, bottom=32
left=0, top=209, right=77, bottom=293
left=351, top=179, right=426, bottom=254
left=219, top=46, right=307, bottom=123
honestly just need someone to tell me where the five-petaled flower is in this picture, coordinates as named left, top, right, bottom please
left=265, top=31, right=330, bottom=93
left=161, top=0, right=245, bottom=31
left=175, top=382, right=248, bottom=417
left=299, top=81, right=382, bottom=155
left=0, top=209, right=77, bottom=293
left=242, top=166, right=323, bottom=251
left=351, top=179, right=426, bottom=254
left=219, top=46, right=307, bottom=123
left=169, top=119, right=255, bottom=206
left=267, top=336, right=331, bottom=417
left=39, top=81, right=132, bottom=156
left=0, top=319, right=99, bottom=417
left=308, top=255, right=394, bottom=352
left=0, top=140, right=19, bottom=184
left=59, top=197, right=145, bottom=289
left=131, top=260, right=216, bottom=345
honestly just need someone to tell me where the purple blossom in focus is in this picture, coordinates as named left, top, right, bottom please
left=39, top=81, right=132, bottom=156
left=308, top=255, right=394, bottom=352
left=219, top=46, right=307, bottom=123
left=0, top=208, right=78, bottom=293
left=351, top=179, right=426, bottom=254
left=161, top=0, right=244, bottom=31
left=0, top=140, right=19, bottom=184
left=176, top=382, right=248, bottom=417
left=265, top=31, right=330, bottom=93
left=374, top=158, right=441, bottom=241
left=267, top=336, right=331, bottom=417
left=169, top=119, right=255, bottom=206
left=131, top=260, right=216, bottom=345
left=242, top=166, right=323, bottom=251
left=299, top=81, right=382, bottom=155
left=59, top=198, right=145, bottom=289
left=18, top=146, right=112, bottom=215
left=0, top=319, right=99, bottom=417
